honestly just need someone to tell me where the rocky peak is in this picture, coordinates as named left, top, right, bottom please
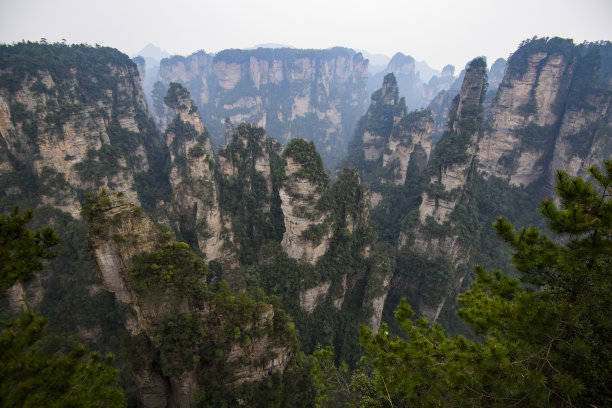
left=164, top=82, right=208, bottom=138
left=450, top=57, right=487, bottom=134
left=387, top=52, right=416, bottom=76
left=488, top=57, right=507, bottom=89
left=381, top=109, right=434, bottom=185
left=353, top=72, right=434, bottom=187
left=219, top=123, right=283, bottom=205
left=133, top=56, right=146, bottom=83
left=216, top=123, right=285, bottom=275
left=418, top=57, right=487, bottom=225
left=441, top=64, right=455, bottom=77
left=373, top=73, right=400, bottom=106
left=87, top=190, right=176, bottom=331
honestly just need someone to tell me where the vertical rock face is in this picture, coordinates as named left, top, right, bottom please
left=0, top=44, right=156, bottom=217
left=218, top=124, right=282, bottom=214
left=477, top=51, right=571, bottom=186
left=549, top=92, right=612, bottom=178
left=354, top=73, right=435, bottom=186
left=361, top=73, right=403, bottom=162
left=382, top=110, right=434, bottom=185
left=427, top=69, right=466, bottom=145
left=87, top=191, right=176, bottom=407
left=477, top=38, right=612, bottom=187
left=154, top=47, right=369, bottom=168
left=418, top=58, right=487, bottom=225
left=547, top=45, right=612, bottom=180
left=157, top=83, right=231, bottom=262
left=364, top=255, right=393, bottom=330
left=216, top=122, right=285, bottom=280
left=87, top=192, right=177, bottom=331
left=279, top=152, right=332, bottom=264
left=285, top=164, right=392, bottom=332
left=133, top=56, right=146, bottom=84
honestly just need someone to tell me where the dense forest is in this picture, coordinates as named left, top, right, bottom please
left=0, top=38, right=611, bottom=407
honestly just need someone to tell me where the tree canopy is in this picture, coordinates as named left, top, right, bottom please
left=0, top=208, right=125, bottom=407
left=0, top=207, right=58, bottom=296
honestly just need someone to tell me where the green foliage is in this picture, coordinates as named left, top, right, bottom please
left=44, top=102, right=85, bottom=133
left=196, top=353, right=319, bottom=408
left=80, top=189, right=114, bottom=220
left=396, top=249, right=454, bottom=306
left=129, top=242, right=208, bottom=297
left=396, top=108, right=432, bottom=135
left=0, top=212, right=125, bottom=406
left=74, top=145, right=123, bottom=184
left=0, top=311, right=126, bottom=407
left=284, top=139, right=329, bottom=187
left=165, top=117, right=203, bottom=162
left=566, top=119, right=610, bottom=157
left=363, top=103, right=402, bottom=138
left=507, top=37, right=578, bottom=76
left=188, top=143, right=206, bottom=158
left=0, top=42, right=172, bottom=216
left=0, top=207, right=59, bottom=295
left=218, top=124, right=285, bottom=264
left=311, top=345, right=355, bottom=407
left=301, top=222, right=330, bottom=245
left=155, top=313, right=206, bottom=376
left=326, top=167, right=367, bottom=221
left=140, top=282, right=302, bottom=407
left=516, top=123, right=556, bottom=151
left=164, top=82, right=191, bottom=110
left=245, top=176, right=386, bottom=365
left=73, top=120, right=153, bottom=187
left=0, top=41, right=133, bottom=97
left=428, top=126, right=475, bottom=171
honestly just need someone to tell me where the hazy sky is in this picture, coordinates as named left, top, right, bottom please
left=2, top=0, right=611, bottom=71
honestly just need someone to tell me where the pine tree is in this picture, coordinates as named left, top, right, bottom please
left=0, top=208, right=126, bottom=407
left=357, top=160, right=612, bottom=407
left=0, top=312, right=125, bottom=407
left=0, top=207, right=59, bottom=294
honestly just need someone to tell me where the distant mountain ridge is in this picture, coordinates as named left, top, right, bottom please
left=133, top=43, right=171, bottom=61
left=151, top=46, right=370, bottom=170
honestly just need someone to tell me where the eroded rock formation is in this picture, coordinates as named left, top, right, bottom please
left=354, top=73, right=435, bottom=187
left=279, top=153, right=332, bottom=264
left=157, top=83, right=232, bottom=262
left=0, top=44, right=158, bottom=217
left=87, top=191, right=294, bottom=407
